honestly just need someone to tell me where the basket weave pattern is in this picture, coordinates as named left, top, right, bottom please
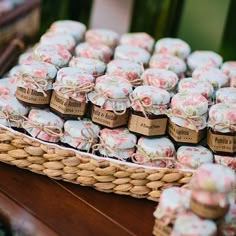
left=153, top=219, right=172, bottom=236
left=0, top=125, right=192, bottom=201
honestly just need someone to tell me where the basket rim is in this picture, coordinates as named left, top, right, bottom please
left=0, top=123, right=194, bottom=173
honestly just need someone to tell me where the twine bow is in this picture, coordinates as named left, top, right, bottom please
left=211, top=122, right=236, bottom=132
left=0, top=110, right=24, bottom=128
left=79, top=126, right=98, bottom=151
left=131, top=145, right=175, bottom=168
left=53, top=81, right=94, bottom=99
left=165, top=108, right=205, bottom=132
left=22, top=118, right=63, bottom=138
left=19, top=73, right=49, bottom=97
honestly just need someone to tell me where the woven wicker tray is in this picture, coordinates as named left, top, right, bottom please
left=0, top=124, right=193, bottom=201
left=153, top=219, right=172, bottom=236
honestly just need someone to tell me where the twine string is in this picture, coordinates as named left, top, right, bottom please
left=211, top=121, right=236, bottom=132
left=0, top=110, right=25, bottom=128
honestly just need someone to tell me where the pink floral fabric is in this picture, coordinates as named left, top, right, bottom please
left=216, top=87, right=236, bottom=104
left=221, top=203, right=236, bottom=236
left=214, top=155, right=236, bottom=172
left=221, top=61, right=236, bottom=88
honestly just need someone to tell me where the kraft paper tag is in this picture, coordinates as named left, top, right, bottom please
left=207, top=129, right=236, bottom=153
left=128, top=114, right=167, bottom=136
left=91, top=105, right=129, bottom=128
left=168, top=120, right=206, bottom=144
left=16, top=87, right=51, bottom=105
left=50, top=92, right=86, bottom=116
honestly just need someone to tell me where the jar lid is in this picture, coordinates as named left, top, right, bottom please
left=149, top=53, right=186, bottom=75
left=190, top=163, right=236, bottom=193
left=208, top=103, right=236, bottom=133
left=120, top=32, right=154, bottom=52
left=49, top=20, right=86, bottom=42
left=69, top=57, right=106, bottom=77
left=18, top=50, right=34, bottom=65
left=142, top=68, right=179, bottom=91
left=187, top=50, right=223, bottom=72
left=85, top=28, right=119, bottom=48
left=114, top=45, right=151, bottom=65
left=178, top=77, right=214, bottom=99
left=177, top=145, right=213, bottom=169
left=221, top=61, right=236, bottom=78
left=40, top=32, right=76, bottom=52
left=88, top=75, right=132, bottom=111
left=155, top=37, right=191, bottom=60
left=216, top=87, right=236, bottom=104
left=153, top=187, right=191, bottom=224
left=172, top=211, right=217, bottom=236
left=106, top=59, right=143, bottom=86
left=75, top=42, right=112, bottom=63
left=33, top=44, right=72, bottom=68
left=192, top=66, right=229, bottom=89
left=130, top=85, right=170, bottom=115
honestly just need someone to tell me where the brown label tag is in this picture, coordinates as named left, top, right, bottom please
left=207, top=129, right=236, bottom=153
left=128, top=114, right=167, bottom=136
left=91, top=105, right=129, bottom=128
left=49, top=91, right=86, bottom=116
left=168, top=120, right=206, bottom=144
left=16, top=87, right=51, bottom=105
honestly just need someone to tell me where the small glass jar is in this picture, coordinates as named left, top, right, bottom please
left=15, top=60, right=57, bottom=107
left=61, top=119, right=100, bottom=152
left=22, top=108, right=64, bottom=143
left=154, top=37, right=191, bottom=60
left=207, top=103, right=236, bottom=155
left=88, top=75, right=132, bottom=128
left=50, top=67, right=95, bottom=119
left=92, top=127, right=137, bottom=161
left=221, top=61, right=236, bottom=88
left=149, top=53, right=186, bottom=79
left=106, top=59, right=143, bottom=86
left=132, top=136, right=176, bottom=167
left=128, top=85, right=170, bottom=136
left=120, top=32, right=154, bottom=52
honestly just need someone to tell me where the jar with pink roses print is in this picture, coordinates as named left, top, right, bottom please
left=128, top=85, right=170, bottom=136
left=92, top=128, right=137, bottom=161
left=22, top=108, right=64, bottom=143
left=214, top=154, right=236, bottom=172
left=166, top=93, right=208, bottom=144
left=15, top=60, right=57, bottom=107
left=87, top=75, right=132, bottom=128
left=207, top=103, right=236, bottom=155
left=189, top=163, right=235, bottom=220
left=216, top=87, right=236, bottom=104
left=50, top=67, right=95, bottom=119
left=221, top=61, right=236, bottom=88
left=132, top=136, right=176, bottom=167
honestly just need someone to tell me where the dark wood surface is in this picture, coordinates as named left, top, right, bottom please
left=0, top=163, right=156, bottom=236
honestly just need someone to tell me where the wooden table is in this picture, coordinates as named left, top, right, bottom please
left=0, top=163, right=156, bottom=236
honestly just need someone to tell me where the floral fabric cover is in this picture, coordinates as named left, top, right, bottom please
left=153, top=187, right=191, bottom=225
left=208, top=103, right=236, bottom=133
left=69, top=57, right=106, bottom=77
left=0, top=77, right=17, bottom=96
left=221, top=61, right=236, bottom=88
left=130, top=85, right=170, bottom=115
left=149, top=53, right=186, bottom=77
left=141, top=68, right=179, bottom=93
left=190, top=163, right=236, bottom=193
left=40, top=32, right=76, bottom=52
left=33, top=44, right=72, bottom=68
left=171, top=211, right=217, bottom=236
left=106, top=59, right=143, bottom=86
left=169, top=93, right=208, bottom=130
left=75, top=42, right=112, bottom=63
left=134, top=136, right=175, bottom=167
left=187, top=50, right=223, bottom=72
left=23, top=109, right=64, bottom=143
left=97, top=128, right=137, bottom=159
left=53, top=67, right=95, bottom=102
left=114, top=45, right=151, bottom=66
left=154, top=37, right=191, bottom=60
left=214, top=155, right=236, bottom=172
left=88, top=75, right=132, bottom=111
left=61, top=119, right=100, bottom=151
left=176, top=145, right=213, bottom=169
left=49, top=20, right=86, bottom=42
left=216, top=87, right=236, bottom=104
left=85, top=28, right=119, bottom=48
left=178, top=77, right=214, bottom=99
left=18, top=50, right=34, bottom=65
left=120, top=32, right=154, bottom=52
left=221, top=203, right=236, bottom=236
left=192, top=66, right=229, bottom=89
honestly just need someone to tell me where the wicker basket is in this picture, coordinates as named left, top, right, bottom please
left=0, top=124, right=193, bottom=201
left=153, top=219, right=172, bottom=236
